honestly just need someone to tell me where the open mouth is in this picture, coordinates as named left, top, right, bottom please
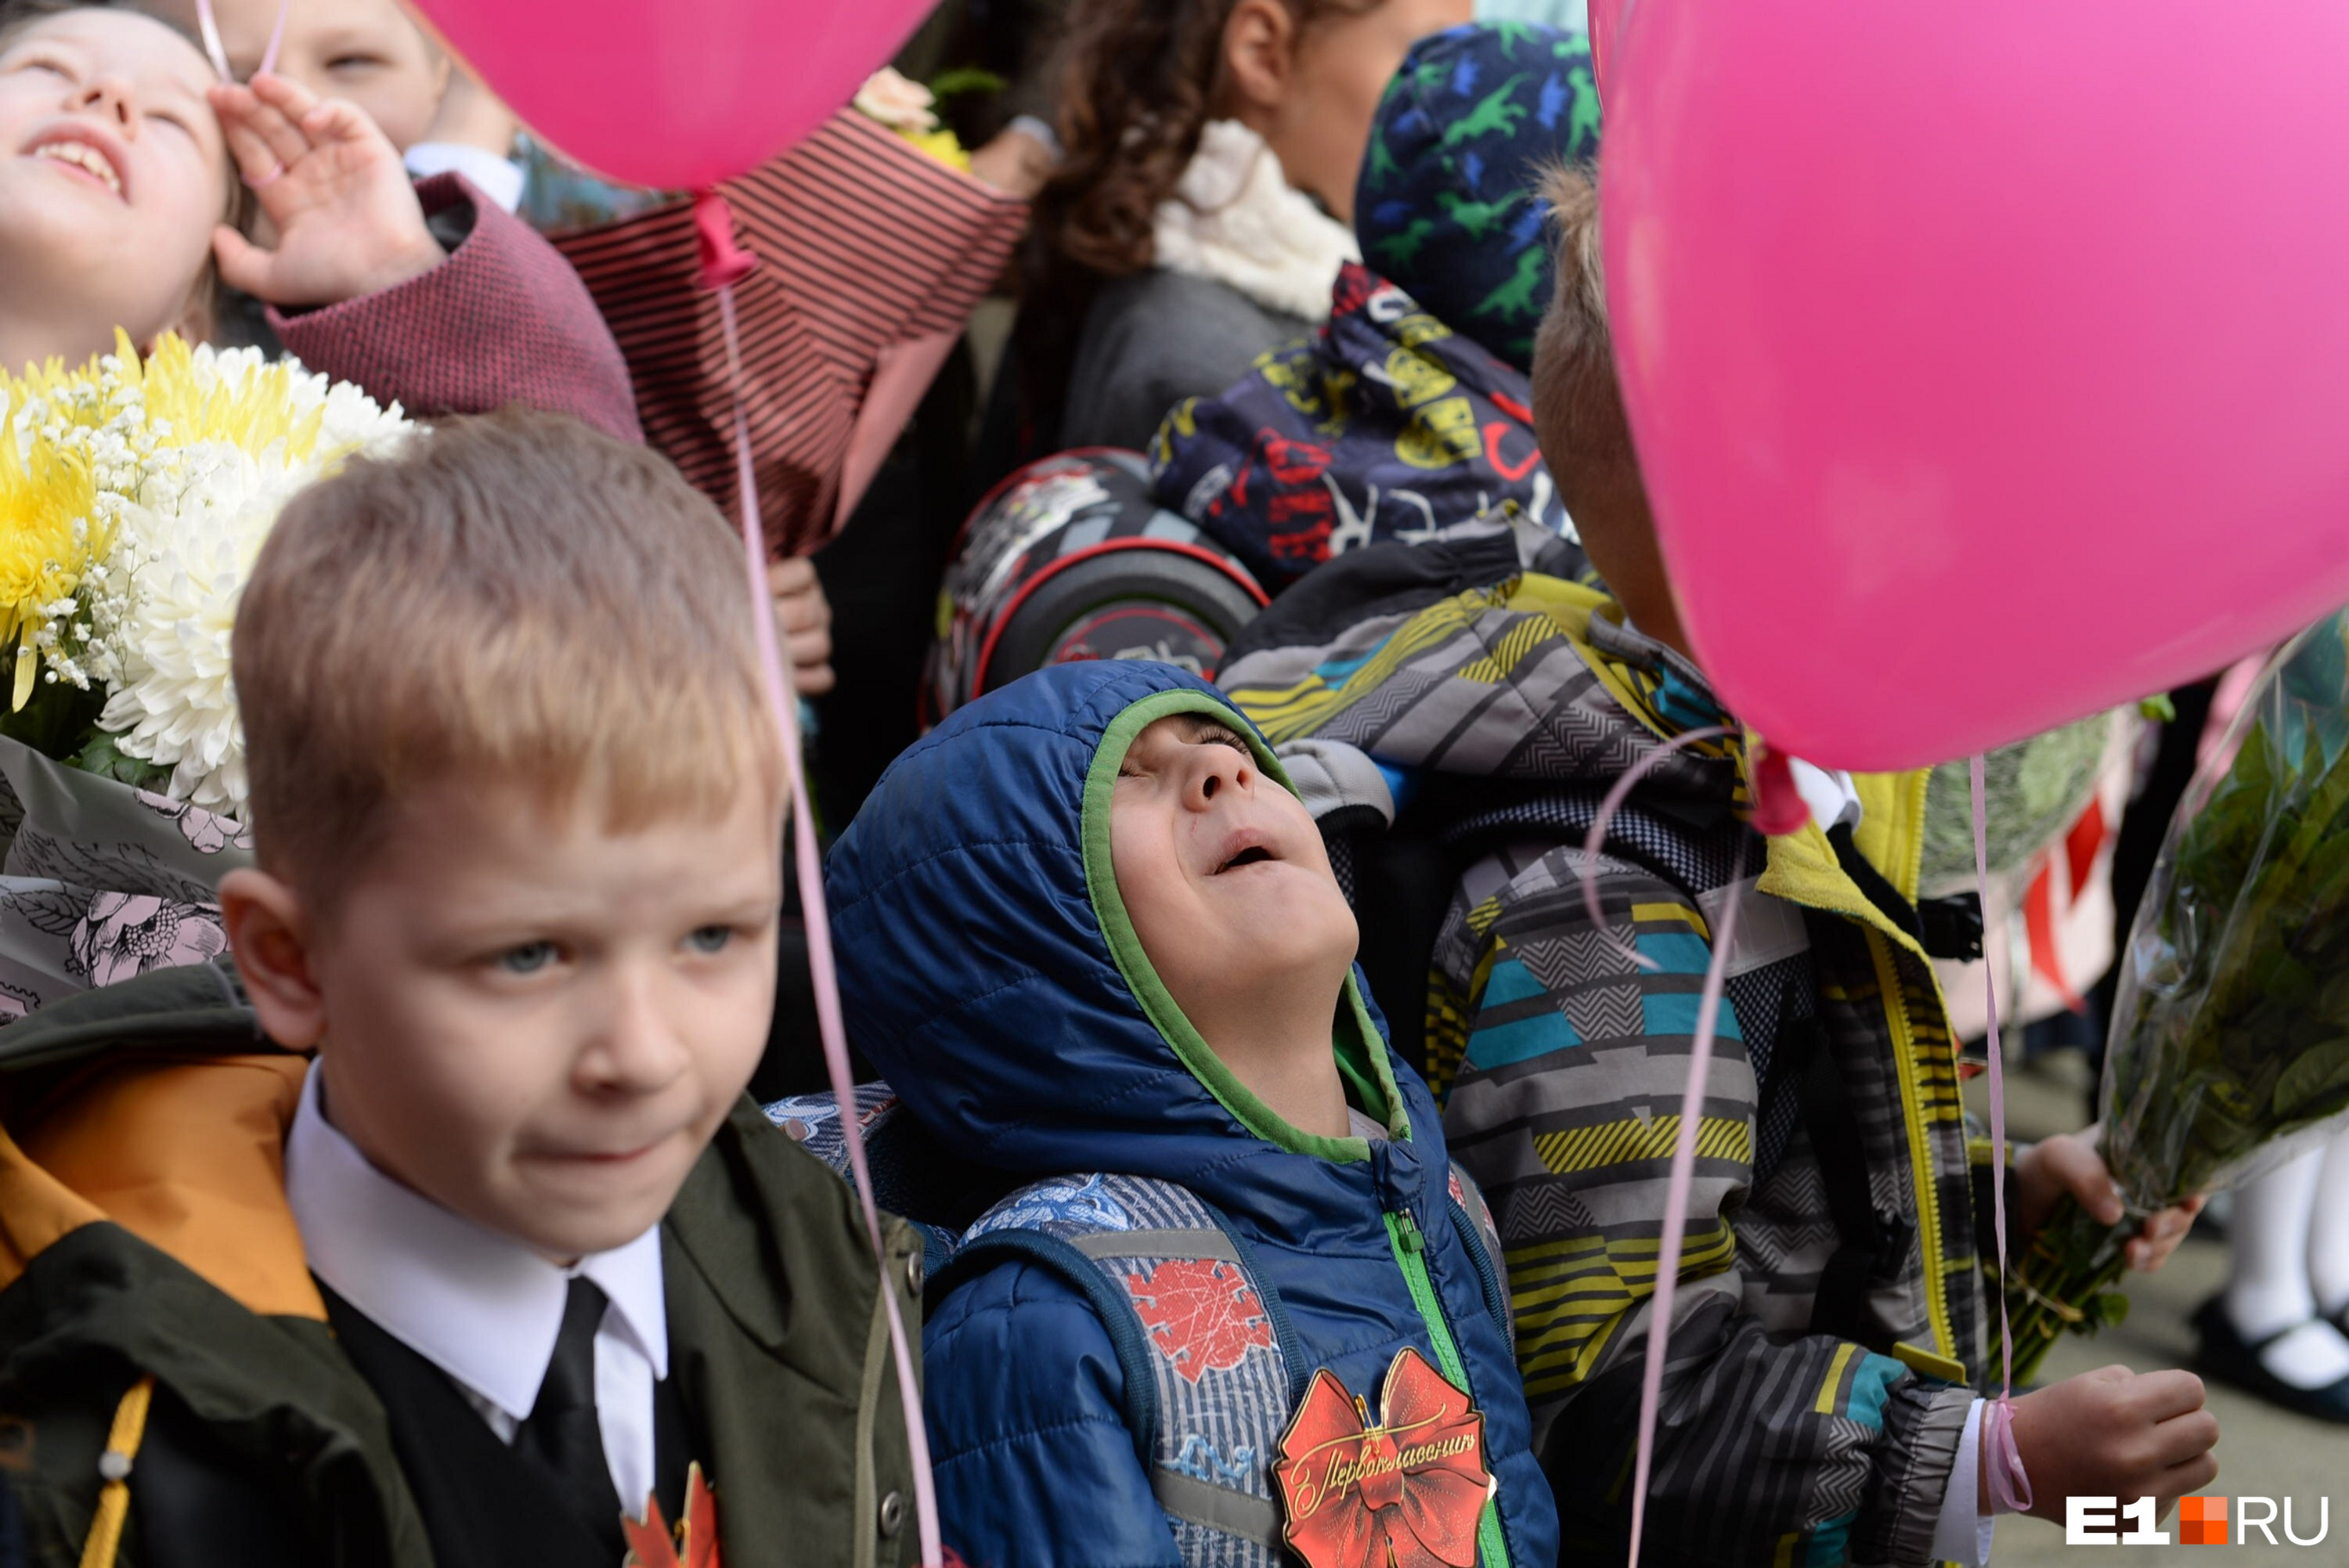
left=26, top=134, right=126, bottom=199
left=1218, top=845, right=1276, bottom=873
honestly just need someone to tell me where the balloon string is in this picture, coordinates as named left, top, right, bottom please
left=707, top=202, right=943, bottom=1566
left=1970, top=754, right=2033, bottom=1516
left=193, top=0, right=229, bottom=81
left=1571, top=725, right=1812, bottom=974
left=1625, top=836, right=1747, bottom=1568
left=1575, top=726, right=1735, bottom=970
left=191, top=0, right=289, bottom=79
left=257, top=0, right=289, bottom=78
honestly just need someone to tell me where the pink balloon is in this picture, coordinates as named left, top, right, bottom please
left=1603, top=2, right=2349, bottom=771
left=407, top=0, right=935, bottom=190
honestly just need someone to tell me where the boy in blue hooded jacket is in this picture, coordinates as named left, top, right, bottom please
left=825, top=662, right=1558, bottom=1568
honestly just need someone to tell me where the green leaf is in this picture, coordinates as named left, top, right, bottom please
left=926, top=66, right=1005, bottom=102
left=0, top=667, right=105, bottom=764
left=2274, top=1038, right=2349, bottom=1121
left=64, top=731, right=172, bottom=792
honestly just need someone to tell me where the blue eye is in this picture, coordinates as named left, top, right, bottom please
left=685, top=925, right=733, bottom=955
left=499, top=941, right=558, bottom=975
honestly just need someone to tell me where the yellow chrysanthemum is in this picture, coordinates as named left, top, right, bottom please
left=900, top=128, right=974, bottom=173
left=125, top=330, right=331, bottom=467
left=0, top=387, right=105, bottom=711
left=2, top=330, right=410, bottom=806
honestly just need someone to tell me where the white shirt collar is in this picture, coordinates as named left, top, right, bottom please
left=402, top=142, right=528, bottom=215
left=286, top=1062, right=668, bottom=1423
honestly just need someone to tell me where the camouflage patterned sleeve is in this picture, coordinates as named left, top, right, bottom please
left=1434, top=845, right=1974, bottom=1566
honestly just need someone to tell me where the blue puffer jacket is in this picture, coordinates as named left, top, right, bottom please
left=827, top=662, right=1558, bottom=1568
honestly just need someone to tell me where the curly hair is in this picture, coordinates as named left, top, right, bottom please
left=1002, top=0, right=1374, bottom=452
left=1034, top=0, right=1373, bottom=283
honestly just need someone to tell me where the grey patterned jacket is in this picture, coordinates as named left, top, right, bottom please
left=1221, top=521, right=2000, bottom=1566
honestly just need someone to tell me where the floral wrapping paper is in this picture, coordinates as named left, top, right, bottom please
left=0, top=737, right=246, bottom=1019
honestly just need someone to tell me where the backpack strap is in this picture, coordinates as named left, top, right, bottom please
left=1797, top=1026, right=1911, bottom=1349
left=1445, top=1159, right=1514, bottom=1347
left=934, top=1173, right=1298, bottom=1563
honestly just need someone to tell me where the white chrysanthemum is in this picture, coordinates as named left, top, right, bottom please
left=68, top=339, right=413, bottom=812
left=95, top=445, right=280, bottom=809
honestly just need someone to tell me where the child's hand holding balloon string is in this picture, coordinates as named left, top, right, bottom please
left=209, top=71, right=446, bottom=308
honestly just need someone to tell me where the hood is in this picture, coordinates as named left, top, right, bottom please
left=1216, top=526, right=1947, bottom=962
left=1149, top=263, right=1578, bottom=593
left=0, top=960, right=319, bottom=1317
left=1219, top=527, right=1740, bottom=808
left=1356, top=22, right=1601, bottom=371
left=826, top=662, right=1415, bottom=1205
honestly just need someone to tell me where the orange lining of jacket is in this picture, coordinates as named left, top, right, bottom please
left=0, top=1054, right=324, bottom=1320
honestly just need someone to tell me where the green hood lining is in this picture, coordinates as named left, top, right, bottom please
left=1081, top=688, right=1402, bottom=1162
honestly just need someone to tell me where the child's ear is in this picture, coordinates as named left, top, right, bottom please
left=218, top=867, right=328, bottom=1050
left=1221, top=0, right=1298, bottom=115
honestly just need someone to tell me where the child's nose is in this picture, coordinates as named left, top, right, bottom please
left=581, top=970, right=692, bottom=1093
left=1193, top=750, right=1253, bottom=805
left=74, top=77, right=136, bottom=132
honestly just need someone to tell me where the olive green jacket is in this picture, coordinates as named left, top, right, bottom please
left=0, top=961, right=924, bottom=1568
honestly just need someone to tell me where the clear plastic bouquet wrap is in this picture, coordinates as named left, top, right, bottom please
left=2008, top=611, right=2349, bottom=1375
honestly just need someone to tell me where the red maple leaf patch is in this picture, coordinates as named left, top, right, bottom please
left=1125, top=1257, right=1275, bottom=1383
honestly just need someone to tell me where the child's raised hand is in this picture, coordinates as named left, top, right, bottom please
left=2000, top=1364, right=2218, bottom=1523
left=209, top=72, right=444, bottom=309
left=2015, top=1129, right=2207, bottom=1272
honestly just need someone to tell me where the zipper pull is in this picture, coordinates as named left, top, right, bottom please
left=1395, top=1211, right=1427, bottom=1255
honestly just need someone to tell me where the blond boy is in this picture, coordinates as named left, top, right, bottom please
left=0, top=410, right=920, bottom=1568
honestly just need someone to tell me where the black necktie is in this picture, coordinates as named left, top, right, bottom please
left=514, top=1276, right=625, bottom=1550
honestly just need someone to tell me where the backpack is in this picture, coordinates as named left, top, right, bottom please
left=763, top=1090, right=1511, bottom=1564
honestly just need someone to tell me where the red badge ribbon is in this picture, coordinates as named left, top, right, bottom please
left=622, top=1463, right=720, bottom=1568
left=1273, top=1346, right=1492, bottom=1568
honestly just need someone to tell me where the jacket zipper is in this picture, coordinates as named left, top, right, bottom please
left=1866, top=927, right=1956, bottom=1361
left=1385, top=1208, right=1513, bottom=1568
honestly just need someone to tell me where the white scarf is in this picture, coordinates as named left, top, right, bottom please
left=1151, top=120, right=1359, bottom=323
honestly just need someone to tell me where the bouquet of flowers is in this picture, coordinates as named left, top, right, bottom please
left=852, top=67, right=994, bottom=172
left=2008, top=612, right=2349, bottom=1376
left=0, top=333, right=410, bottom=1012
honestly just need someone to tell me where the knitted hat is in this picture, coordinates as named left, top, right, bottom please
left=1354, top=22, right=1601, bottom=370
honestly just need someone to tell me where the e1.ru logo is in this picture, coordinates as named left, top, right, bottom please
left=2178, top=1498, right=2226, bottom=1546
left=2068, top=1495, right=2330, bottom=1546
